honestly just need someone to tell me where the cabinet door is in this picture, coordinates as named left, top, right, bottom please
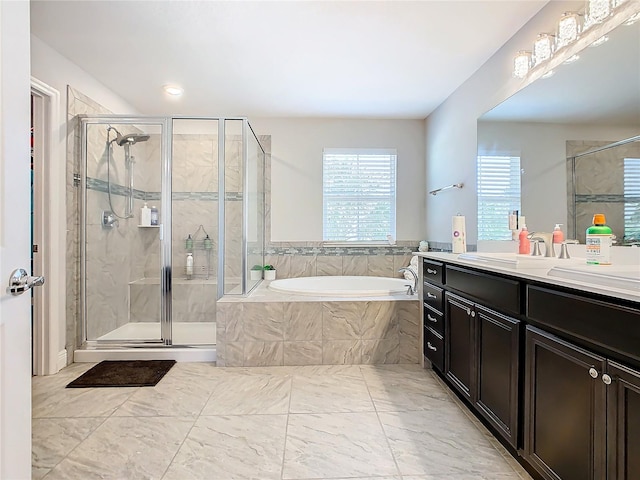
left=524, top=326, right=606, bottom=480
left=445, top=292, right=475, bottom=401
left=607, top=361, right=640, bottom=480
left=475, top=306, right=520, bottom=449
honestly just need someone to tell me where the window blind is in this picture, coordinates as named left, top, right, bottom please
left=323, top=148, right=397, bottom=242
left=477, top=155, right=521, bottom=241
left=624, top=158, right=640, bottom=242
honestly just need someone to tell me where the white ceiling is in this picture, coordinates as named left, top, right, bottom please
left=30, top=0, right=548, bottom=119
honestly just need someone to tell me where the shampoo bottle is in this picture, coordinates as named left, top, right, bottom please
left=186, top=253, right=194, bottom=279
left=586, top=214, right=612, bottom=265
left=140, top=202, right=151, bottom=226
left=518, top=224, right=530, bottom=254
left=150, top=206, right=159, bottom=226
left=553, top=224, right=564, bottom=244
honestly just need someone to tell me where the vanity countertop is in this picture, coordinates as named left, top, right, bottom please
left=414, top=251, right=640, bottom=304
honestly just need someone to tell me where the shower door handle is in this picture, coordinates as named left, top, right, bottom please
left=7, top=268, right=45, bottom=295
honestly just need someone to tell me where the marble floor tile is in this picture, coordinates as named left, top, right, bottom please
left=113, top=374, right=214, bottom=418
left=200, top=374, right=291, bottom=415
left=361, top=365, right=451, bottom=411
left=41, top=416, right=194, bottom=480
left=32, top=417, right=105, bottom=480
left=33, top=363, right=527, bottom=480
left=378, top=409, right=517, bottom=476
left=289, top=371, right=374, bottom=413
left=162, top=414, right=287, bottom=480
left=282, top=412, right=398, bottom=479
left=32, top=385, right=138, bottom=418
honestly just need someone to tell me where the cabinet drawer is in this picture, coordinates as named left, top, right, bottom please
left=424, top=326, right=444, bottom=371
left=423, top=283, right=444, bottom=312
left=527, top=285, right=640, bottom=366
left=423, top=259, right=444, bottom=285
left=423, top=303, right=444, bottom=336
left=446, top=266, right=521, bottom=316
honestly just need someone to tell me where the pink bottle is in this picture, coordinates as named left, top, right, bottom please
left=519, top=225, right=530, bottom=254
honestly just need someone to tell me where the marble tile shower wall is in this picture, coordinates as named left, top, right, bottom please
left=67, top=88, right=246, bottom=351
left=216, top=298, right=420, bottom=367
left=567, top=140, right=640, bottom=243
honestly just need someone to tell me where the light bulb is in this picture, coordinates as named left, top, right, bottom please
left=534, top=33, right=554, bottom=66
left=557, top=12, right=581, bottom=49
left=513, top=51, right=533, bottom=78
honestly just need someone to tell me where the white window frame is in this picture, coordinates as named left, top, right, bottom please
left=322, top=148, right=397, bottom=243
left=477, top=154, right=521, bottom=241
left=624, top=157, right=640, bottom=242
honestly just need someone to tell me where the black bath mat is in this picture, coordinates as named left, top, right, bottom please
left=66, top=360, right=176, bottom=388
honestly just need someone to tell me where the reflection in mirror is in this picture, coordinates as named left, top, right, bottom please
left=568, top=135, right=640, bottom=244
left=477, top=17, right=640, bottom=242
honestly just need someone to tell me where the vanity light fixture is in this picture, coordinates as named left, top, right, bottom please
left=564, top=54, right=581, bottom=64
left=513, top=50, right=533, bottom=78
left=533, top=33, right=555, bottom=66
left=557, top=12, right=582, bottom=49
left=163, top=85, right=184, bottom=96
left=624, top=11, right=640, bottom=25
left=590, top=35, right=610, bottom=47
left=585, top=0, right=612, bottom=29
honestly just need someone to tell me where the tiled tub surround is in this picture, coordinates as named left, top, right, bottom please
left=216, top=282, right=420, bottom=367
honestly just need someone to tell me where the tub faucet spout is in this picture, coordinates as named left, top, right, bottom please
left=398, top=267, right=418, bottom=295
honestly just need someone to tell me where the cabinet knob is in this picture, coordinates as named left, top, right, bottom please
left=589, top=367, right=599, bottom=379
left=471, top=311, right=476, bottom=317
left=427, top=342, right=437, bottom=351
left=427, top=268, right=437, bottom=275
left=602, top=374, right=612, bottom=385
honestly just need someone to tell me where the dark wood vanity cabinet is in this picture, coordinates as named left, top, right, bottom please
left=420, top=255, right=640, bottom=480
left=475, top=305, right=520, bottom=448
left=524, top=326, right=607, bottom=480
left=444, top=292, right=475, bottom=400
left=444, top=291, right=520, bottom=448
left=524, top=287, right=640, bottom=480
left=422, top=260, right=445, bottom=371
left=607, top=362, right=640, bottom=480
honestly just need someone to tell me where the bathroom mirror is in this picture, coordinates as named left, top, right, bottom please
left=477, top=17, right=640, bottom=242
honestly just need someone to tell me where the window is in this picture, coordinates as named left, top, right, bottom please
left=323, top=148, right=397, bottom=242
left=477, top=155, right=521, bottom=241
left=624, top=157, right=640, bottom=242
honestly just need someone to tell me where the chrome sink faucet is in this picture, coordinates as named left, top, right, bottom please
left=398, top=268, right=418, bottom=295
left=529, top=232, right=555, bottom=257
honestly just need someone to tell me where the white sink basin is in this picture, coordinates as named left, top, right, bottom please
left=458, top=252, right=563, bottom=269
left=547, top=264, right=640, bottom=292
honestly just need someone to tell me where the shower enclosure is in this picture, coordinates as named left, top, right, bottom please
left=79, top=116, right=265, bottom=350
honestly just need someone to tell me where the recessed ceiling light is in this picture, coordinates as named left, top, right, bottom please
left=163, top=85, right=183, bottom=96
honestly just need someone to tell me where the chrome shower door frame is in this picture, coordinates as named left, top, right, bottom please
left=80, top=115, right=171, bottom=347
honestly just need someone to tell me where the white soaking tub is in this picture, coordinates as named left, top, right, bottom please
left=268, top=275, right=409, bottom=297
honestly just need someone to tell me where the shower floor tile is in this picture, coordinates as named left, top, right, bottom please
left=96, top=321, right=216, bottom=345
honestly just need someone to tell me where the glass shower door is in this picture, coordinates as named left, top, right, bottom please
left=82, top=119, right=167, bottom=344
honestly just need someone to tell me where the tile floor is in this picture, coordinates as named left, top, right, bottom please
left=32, top=362, right=532, bottom=480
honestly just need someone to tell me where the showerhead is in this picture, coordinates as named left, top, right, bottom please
left=116, top=133, right=150, bottom=146
left=107, top=126, right=150, bottom=146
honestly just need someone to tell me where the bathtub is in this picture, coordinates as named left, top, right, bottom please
left=268, top=275, right=409, bottom=297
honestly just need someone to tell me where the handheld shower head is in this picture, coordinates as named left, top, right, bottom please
left=116, top=133, right=150, bottom=146
left=107, top=126, right=150, bottom=146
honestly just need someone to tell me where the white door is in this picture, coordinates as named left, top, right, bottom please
left=0, top=1, right=34, bottom=478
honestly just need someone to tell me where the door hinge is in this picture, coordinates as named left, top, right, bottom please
left=32, top=244, right=38, bottom=253
left=73, top=173, right=81, bottom=187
